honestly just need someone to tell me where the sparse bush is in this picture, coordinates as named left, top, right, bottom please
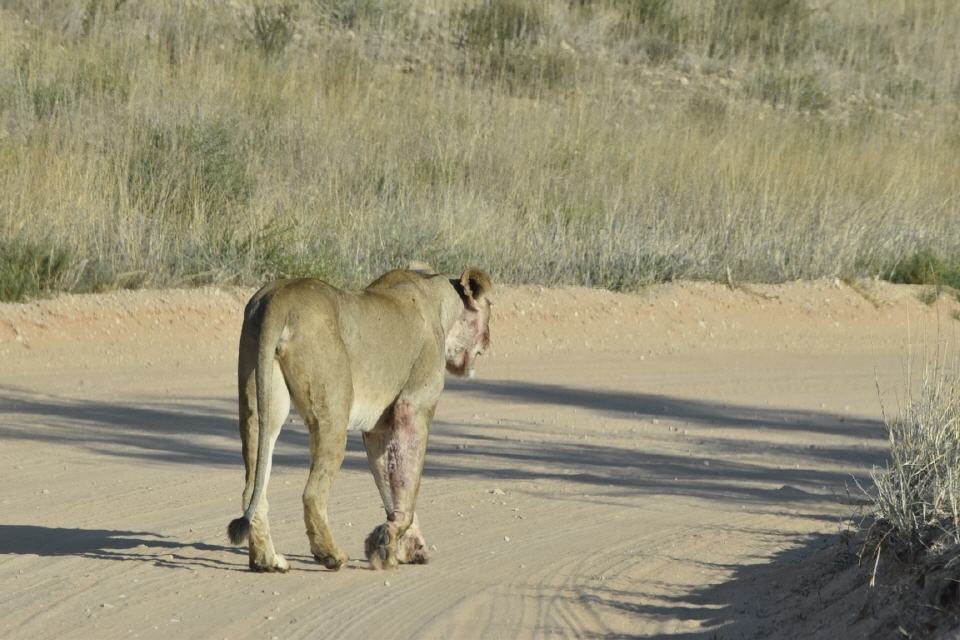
left=80, top=0, right=128, bottom=37
left=314, top=0, right=410, bottom=31
left=608, top=0, right=671, bottom=29
left=0, top=238, right=76, bottom=302
left=457, top=0, right=574, bottom=91
left=749, top=67, right=831, bottom=111
left=886, top=250, right=960, bottom=289
left=574, top=0, right=683, bottom=63
left=824, top=23, right=899, bottom=72
left=249, top=3, right=296, bottom=56
left=28, top=53, right=131, bottom=118
left=636, top=33, right=678, bottom=63
left=868, top=363, right=960, bottom=554
left=859, top=361, right=960, bottom=636
left=31, top=81, right=71, bottom=119
left=74, top=56, right=131, bottom=101
left=313, top=36, right=370, bottom=94
left=607, top=0, right=683, bottom=44
left=881, top=73, right=927, bottom=103
left=686, top=91, right=728, bottom=126
left=125, top=119, right=255, bottom=227
left=459, top=0, right=546, bottom=51
left=477, top=42, right=576, bottom=92
left=707, top=0, right=814, bottom=62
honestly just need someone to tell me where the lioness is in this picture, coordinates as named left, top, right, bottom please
left=227, top=266, right=492, bottom=572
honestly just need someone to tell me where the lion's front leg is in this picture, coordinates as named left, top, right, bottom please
left=362, top=400, right=432, bottom=570
left=363, top=516, right=429, bottom=569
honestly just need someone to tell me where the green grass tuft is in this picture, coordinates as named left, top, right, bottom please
left=886, top=250, right=960, bottom=289
left=0, top=238, right=76, bottom=302
left=249, top=3, right=297, bottom=56
left=459, top=0, right=546, bottom=51
left=126, top=119, right=255, bottom=226
left=749, top=67, right=831, bottom=111
left=708, top=0, right=814, bottom=62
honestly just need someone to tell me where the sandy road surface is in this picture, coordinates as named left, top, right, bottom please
left=1, top=280, right=958, bottom=639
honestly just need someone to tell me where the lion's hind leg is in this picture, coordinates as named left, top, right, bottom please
left=301, top=414, right=349, bottom=570
left=238, top=358, right=291, bottom=573
left=284, top=358, right=351, bottom=571
left=247, top=497, right=288, bottom=572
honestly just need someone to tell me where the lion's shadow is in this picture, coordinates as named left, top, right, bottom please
left=0, top=524, right=383, bottom=572
left=0, top=524, right=251, bottom=571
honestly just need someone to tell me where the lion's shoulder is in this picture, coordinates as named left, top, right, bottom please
left=365, top=269, right=432, bottom=291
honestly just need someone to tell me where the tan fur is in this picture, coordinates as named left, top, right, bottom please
left=228, top=267, right=492, bottom=572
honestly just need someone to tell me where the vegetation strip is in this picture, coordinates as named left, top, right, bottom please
left=1, top=0, right=958, bottom=301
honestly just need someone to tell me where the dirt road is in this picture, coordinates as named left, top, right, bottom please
left=1, top=279, right=957, bottom=639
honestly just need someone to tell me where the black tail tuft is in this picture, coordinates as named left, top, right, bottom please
left=228, top=517, right=251, bottom=545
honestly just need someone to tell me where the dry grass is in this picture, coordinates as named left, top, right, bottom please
left=858, top=352, right=960, bottom=635
left=869, top=356, right=960, bottom=555
left=1, top=0, right=959, bottom=299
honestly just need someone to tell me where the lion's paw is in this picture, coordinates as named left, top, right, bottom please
left=313, top=549, right=348, bottom=571
left=249, top=553, right=289, bottom=573
left=397, top=530, right=429, bottom=565
left=364, top=524, right=398, bottom=570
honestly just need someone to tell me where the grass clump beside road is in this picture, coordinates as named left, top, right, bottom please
left=1, top=0, right=959, bottom=300
left=0, top=238, right=75, bottom=302
left=885, top=250, right=960, bottom=290
left=870, top=367, right=960, bottom=553
left=883, top=249, right=960, bottom=306
left=861, top=362, right=960, bottom=634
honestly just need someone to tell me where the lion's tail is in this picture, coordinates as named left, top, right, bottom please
left=227, top=304, right=287, bottom=546
left=227, top=515, right=250, bottom=545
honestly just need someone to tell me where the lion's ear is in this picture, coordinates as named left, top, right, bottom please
left=408, top=261, right=436, bottom=274
left=458, top=268, right=492, bottom=308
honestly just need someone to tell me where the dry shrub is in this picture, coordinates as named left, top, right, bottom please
left=869, top=359, right=960, bottom=554
left=459, top=0, right=546, bottom=50
left=313, top=0, right=410, bottom=30
left=855, top=357, right=960, bottom=636
left=0, top=238, right=75, bottom=302
left=456, top=0, right=574, bottom=91
left=705, top=0, right=814, bottom=62
left=749, top=67, right=831, bottom=111
left=249, top=3, right=297, bottom=56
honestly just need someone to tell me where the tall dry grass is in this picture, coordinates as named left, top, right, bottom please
left=870, top=357, right=960, bottom=554
left=860, top=352, right=960, bottom=640
left=0, top=0, right=959, bottom=299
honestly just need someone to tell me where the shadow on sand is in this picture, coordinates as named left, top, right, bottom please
left=445, top=378, right=883, bottom=441
left=0, top=524, right=249, bottom=571
left=0, top=379, right=884, bottom=504
left=0, top=379, right=886, bottom=631
left=572, top=529, right=865, bottom=639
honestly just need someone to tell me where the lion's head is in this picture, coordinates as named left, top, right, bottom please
left=445, top=268, right=493, bottom=379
